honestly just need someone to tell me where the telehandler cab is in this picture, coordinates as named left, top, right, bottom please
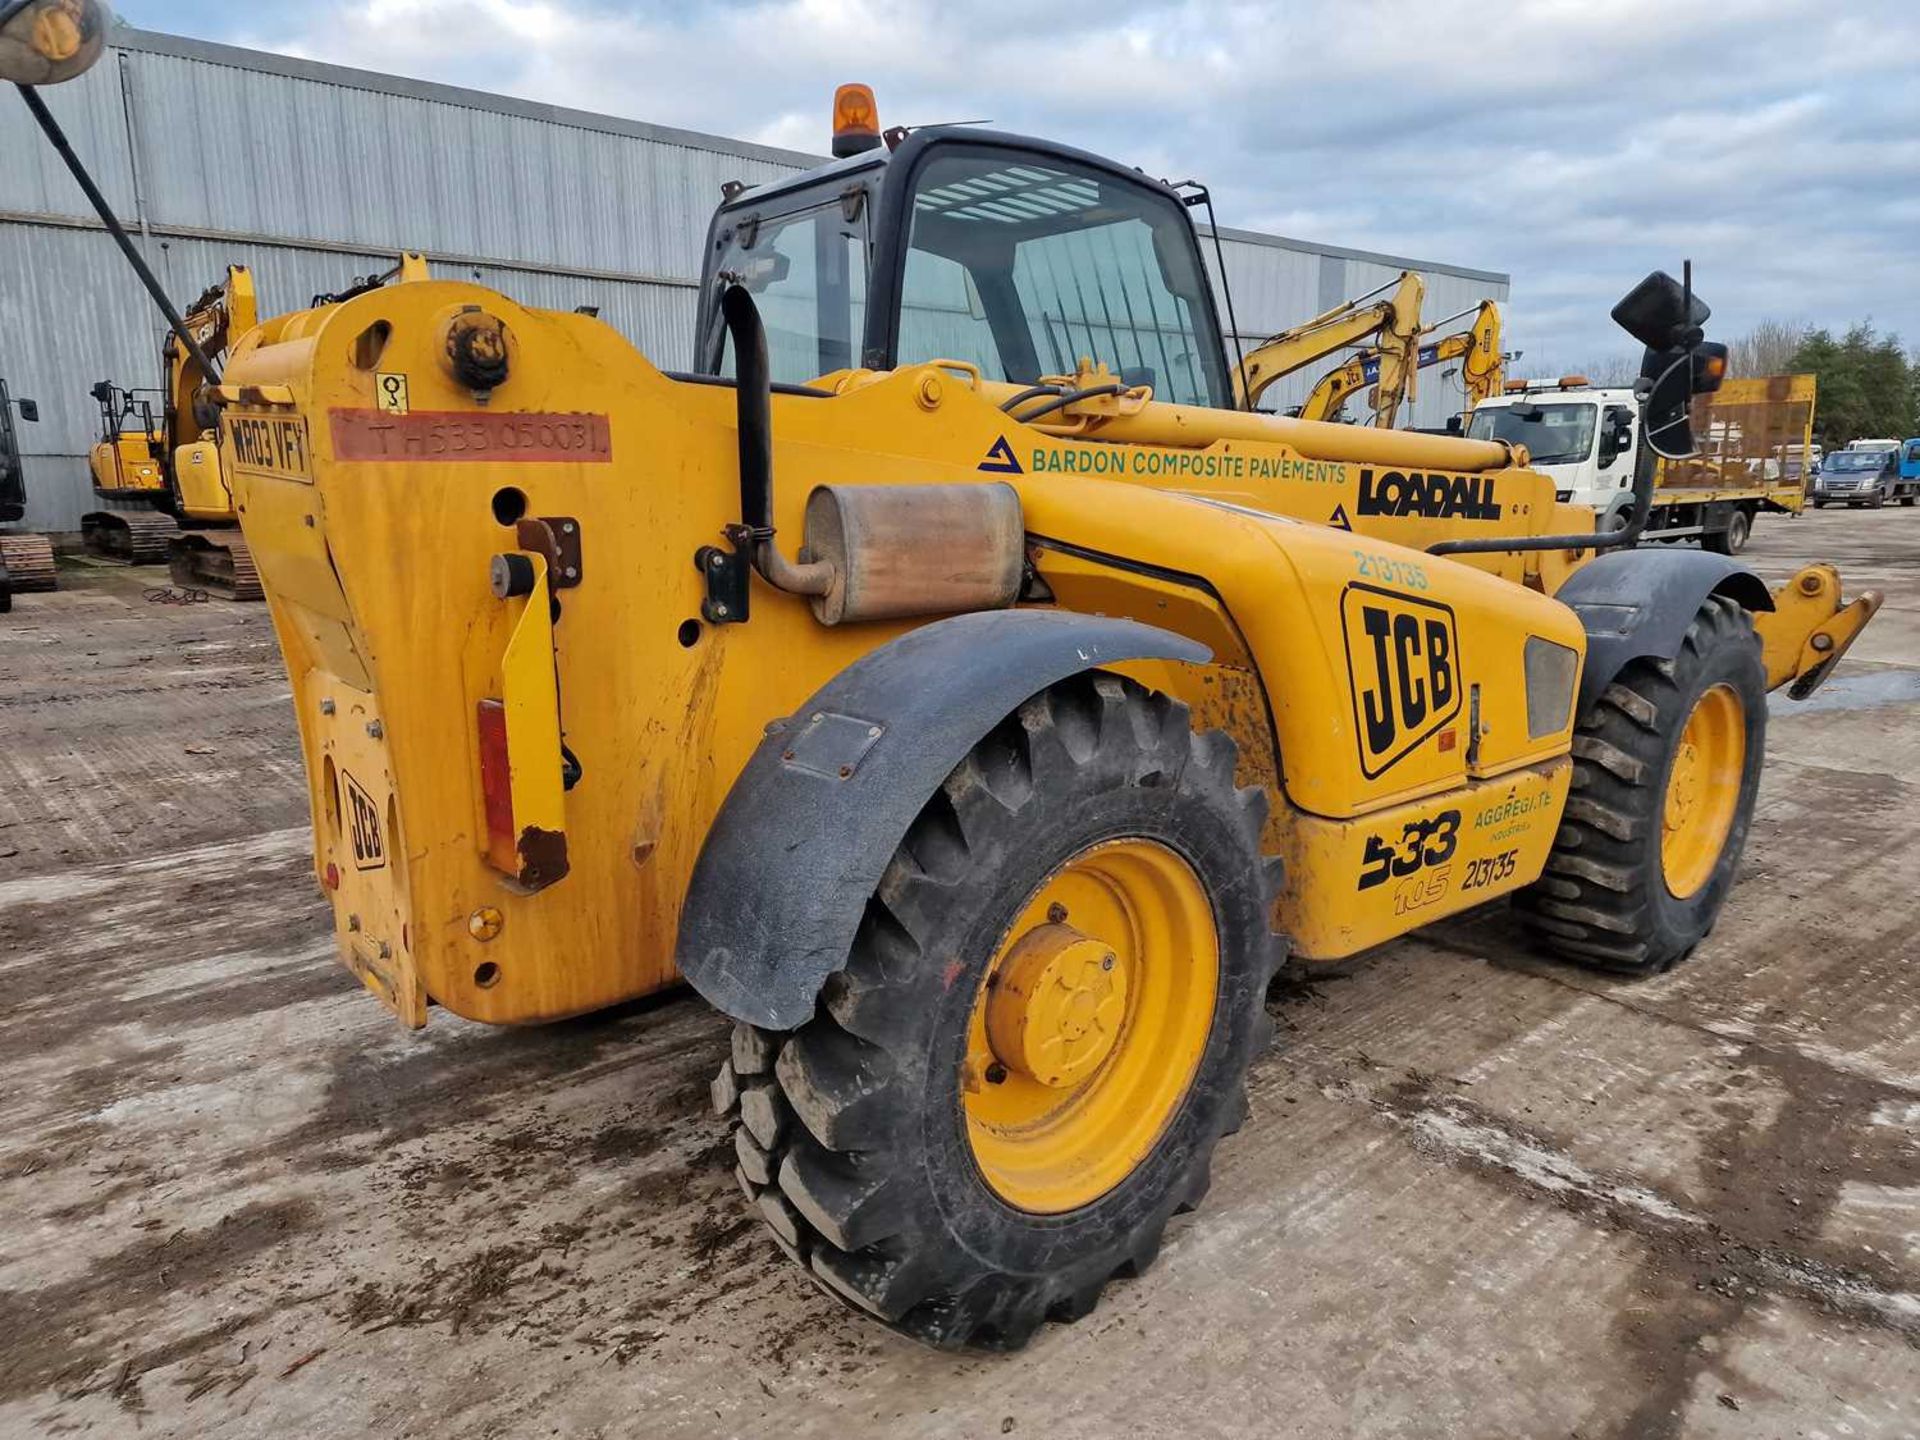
left=5, top=8, right=1883, bottom=1351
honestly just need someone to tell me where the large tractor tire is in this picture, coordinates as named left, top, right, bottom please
left=1517, top=595, right=1765, bottom=975
left=712, top=673, right=1286, bottom=1349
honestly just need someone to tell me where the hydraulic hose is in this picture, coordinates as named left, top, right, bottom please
left=1013, top=384, right=1125, bottom=424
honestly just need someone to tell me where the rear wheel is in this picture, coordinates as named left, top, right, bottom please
left=711, top=673, right=1285, bottom=1349
left=1703, top=507, right=1751, bottom=555
left=1516, top=595, right=1765, bottom=975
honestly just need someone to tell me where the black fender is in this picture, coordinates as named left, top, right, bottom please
left=1557, top=548, right=1773, bottom=718
left=675, top=609, right=1211, bottom=1029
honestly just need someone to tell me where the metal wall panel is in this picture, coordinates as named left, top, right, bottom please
left=0, top=26, right=1505, bottom=533
left=0, top=57, right=136, bottom=219
left=119, top=44, right=807, bottom=280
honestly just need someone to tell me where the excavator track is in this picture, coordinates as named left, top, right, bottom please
left=168, top=529, right=263, bottom=602
left=0, top=533, right=57, bottom=593
left=82, top=509, right=180, bottom=565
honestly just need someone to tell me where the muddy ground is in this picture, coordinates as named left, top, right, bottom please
left=1, top=509, right=1916, bottom=1438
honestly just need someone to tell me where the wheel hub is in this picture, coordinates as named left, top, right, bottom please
left=985, top=924, right=1128, bottom=1088
left=1660, top=683, right=1746, bottom=899
left=1664, top=739, right=1702, bottom=832
left=962, top=836, right=1220, bottom=1215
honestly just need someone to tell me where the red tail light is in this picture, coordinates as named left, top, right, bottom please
left=477, top=699, right=517, bottom=873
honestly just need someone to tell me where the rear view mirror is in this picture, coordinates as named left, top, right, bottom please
left=15, top=398, right=39, bottom=422
left=1611, top=270, right=1710, bottom=351
left=0, top=0, right=114, bottom=86
left=730, top=250, right=791, bottom=293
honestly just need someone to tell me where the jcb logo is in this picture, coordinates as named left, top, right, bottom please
left=1342, top=583, right=1461, bottom=777
left=343, top=770, right=386, bottom=871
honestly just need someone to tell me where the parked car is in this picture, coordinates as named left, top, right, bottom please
left=1813, top=444, right=1915, bottom=508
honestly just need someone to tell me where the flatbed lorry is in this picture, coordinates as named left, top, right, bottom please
left=1470, top=374, right=1814, bottom=553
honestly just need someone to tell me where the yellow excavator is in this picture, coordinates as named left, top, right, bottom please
left=8, top=16, right=1885, bottom=1354
left=1234, top=270, right=1425, bottom=424
left=81, top=266, right=263, bottom=597
left=1297, top=300, right=1504, bottom=426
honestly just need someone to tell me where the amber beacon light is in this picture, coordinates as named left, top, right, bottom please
left=831, top=82, right=882, bottom=157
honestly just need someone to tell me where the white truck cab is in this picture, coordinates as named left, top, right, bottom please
left=1468, top=378, right=1641, bottom=526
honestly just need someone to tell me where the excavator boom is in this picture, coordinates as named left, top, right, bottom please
left=1298, top=300, right=1503, bottom=425
left=1234, top=271, right=1425, bottom=420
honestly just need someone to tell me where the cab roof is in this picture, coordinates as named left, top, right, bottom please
left=717, top=127, right=1191, bottom=220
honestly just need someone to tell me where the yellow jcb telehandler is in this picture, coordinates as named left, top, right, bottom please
left=6, top=13, right=1883, bottom=1351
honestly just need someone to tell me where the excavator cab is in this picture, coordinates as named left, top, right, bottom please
left=0, top=379, right=34, bottom=525
left=85, top=380, right=167, bottom=499
left=1, top=379, right=57, bottom=605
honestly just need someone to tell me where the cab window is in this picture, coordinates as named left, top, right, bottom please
left=894, top=150, right=1228, bottom=407
left=1467, top=402, right=1598, bottom=466
left=713, top=198, right=868, bottom=382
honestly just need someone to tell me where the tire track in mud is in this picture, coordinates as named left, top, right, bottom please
left=0, top=571, right=303, bottom=876
left=1269, top=976, right=1919, bottom=1438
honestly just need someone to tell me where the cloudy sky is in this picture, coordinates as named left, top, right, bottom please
left=118, top=0, right=1920, bottom=371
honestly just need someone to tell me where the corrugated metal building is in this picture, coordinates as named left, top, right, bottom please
left=0, top=25, right=1507, bottom=533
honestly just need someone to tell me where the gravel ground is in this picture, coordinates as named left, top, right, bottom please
left=1, top=506, right=1916, bottom=1439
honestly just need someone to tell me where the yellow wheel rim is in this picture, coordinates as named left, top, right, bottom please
left=963, top=837, right=1219, bottom=1215
left=1660, top=683, right=1746, bottom=899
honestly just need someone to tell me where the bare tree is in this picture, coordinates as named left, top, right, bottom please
left=1728, top=318, right=1808, bottom=378
left=1530, top=353, right=1640, bottom=386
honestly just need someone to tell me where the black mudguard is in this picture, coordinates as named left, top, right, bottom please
left=1557, top=548, right=1772, bottom=717
left=676, top=609, right=1211, bottom=1029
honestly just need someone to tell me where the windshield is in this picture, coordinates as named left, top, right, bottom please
left=1826, top=450, right=1888, bottom=471
left=893, top=149, right=1229, bottom=407
left=1467, top=402, right=1598, bottom=466
left=711, top=197, right=869, bottom=382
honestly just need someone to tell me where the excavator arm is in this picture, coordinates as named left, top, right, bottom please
left=1234, top=271, right=1424, bottom=419
left=165, top=265, right=257, bottom=451
left=1297, top=300, right=1503, bottom=425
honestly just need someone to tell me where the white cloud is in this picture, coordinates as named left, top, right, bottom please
left=181, top=0, right=1920, bottom=364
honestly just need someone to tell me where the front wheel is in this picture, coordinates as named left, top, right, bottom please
left=712, top=673, right=1286, bottom=1349
left=1516, top=595, right=1766, bottom=975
